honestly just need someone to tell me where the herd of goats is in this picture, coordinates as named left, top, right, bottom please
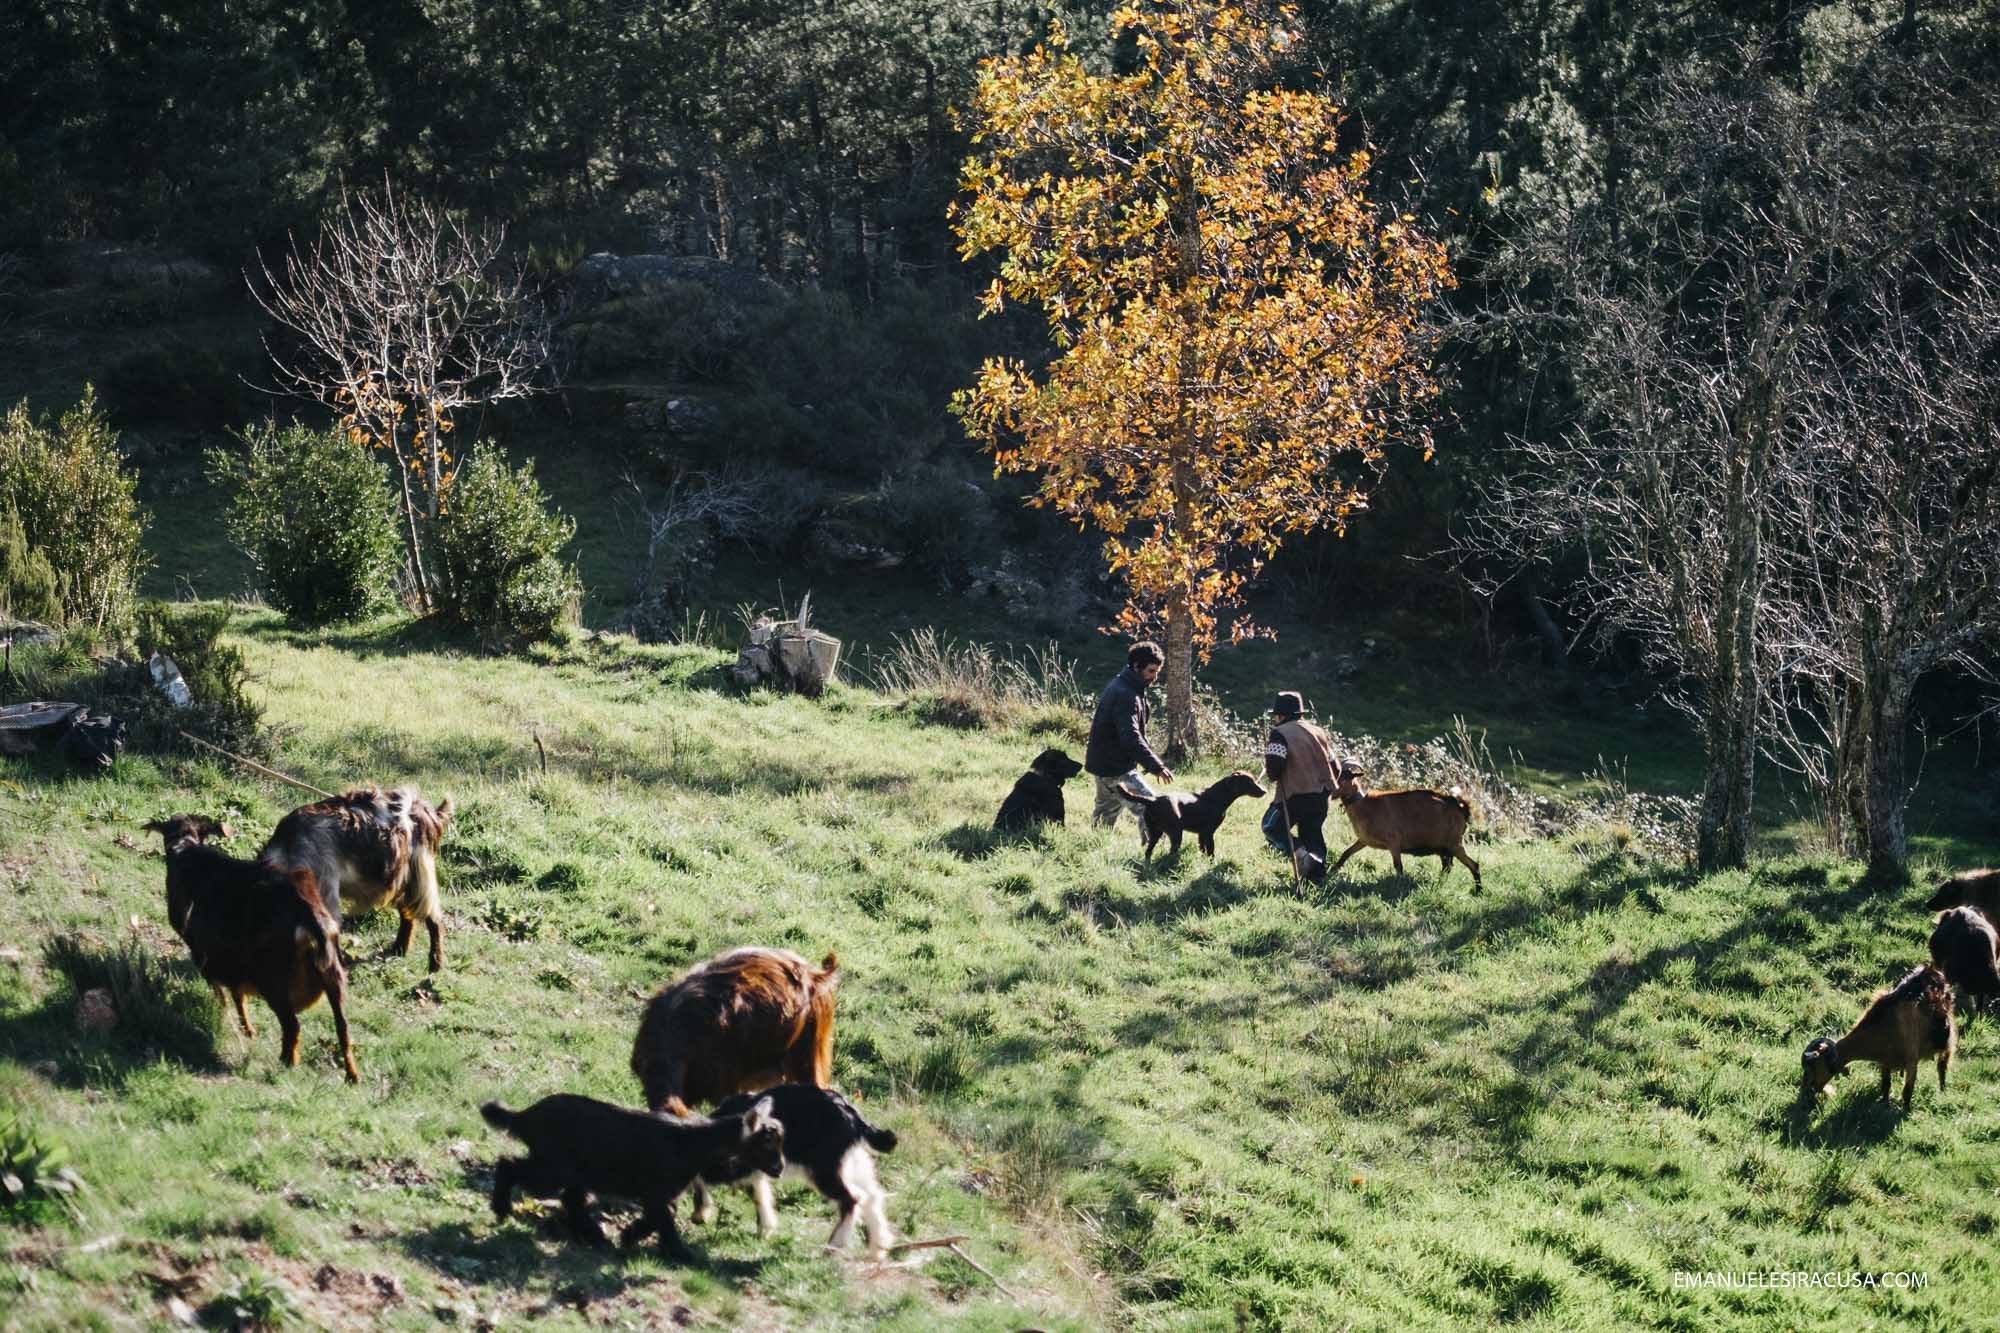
left=126, top=750, right=2000, bottom=1269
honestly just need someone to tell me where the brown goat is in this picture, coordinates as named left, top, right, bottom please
left=258, top=785, right=453, bottom=972
left=143, top=815, right=360, bottom=1082
left=1929, top=906, right=2000, bottom=1012
left=1329, top=761, right=1481, bottom=890
left=631, top=947, right=839, bottom=1118
left=1798, top=964, right=1955, bottom=1112
left=1924, top=868, right=2000, bottom=926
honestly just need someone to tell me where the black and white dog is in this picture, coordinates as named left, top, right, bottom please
left=704, top=1084, right=899, bottom=1258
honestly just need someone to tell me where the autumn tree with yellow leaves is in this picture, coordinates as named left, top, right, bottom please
left=952, top=0, right=1452, bottom=755
left=251, top=179, right=556, bottom=610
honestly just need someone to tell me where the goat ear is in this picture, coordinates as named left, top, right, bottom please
left=216, top=821, right=235, bottom=841
left=743, top=1096, right=776, bottom=1134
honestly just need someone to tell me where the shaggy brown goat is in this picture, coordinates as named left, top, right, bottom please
left=482, top=1093, right=783, bottom=1261
left=631, top=947, right=839, bottom=1118
left=142, top=815, right=359, bottom=1082
left=1924, top=868, right=2000, bottom=926
left=258, top=785, right=453, bottom=972
left=1799, top=964, right=1955, bottom=1112
left=1329, top=761, right=1482, bottom=889
left=1929, top=906, right=2000, bottom=1012
left=1116, top=771, right=1267, bottom=859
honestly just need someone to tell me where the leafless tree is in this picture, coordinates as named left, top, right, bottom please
left=1465, top=30, right=2000, bottom=875
left=249, top=178, right=557, bottom=609
left=1461, top=61, right=1827, bottom=870
left=1766, top=230, right=2000, bottom=873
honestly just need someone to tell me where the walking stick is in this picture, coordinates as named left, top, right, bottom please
left=1278, top=793, right=1303, bottom=888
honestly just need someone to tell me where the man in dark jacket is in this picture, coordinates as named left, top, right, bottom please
left=1087, top=642, right=1173, bottom=834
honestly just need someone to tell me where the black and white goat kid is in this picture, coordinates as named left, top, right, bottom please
left=702, top=1084, right=899, bottom=1259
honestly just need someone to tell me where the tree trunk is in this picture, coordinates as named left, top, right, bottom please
left=1863, top=682, right=1912, bottom=878
left=391, top=444, right=433, bottom=612
left=1696, top=427, right=1766, bottom=870
left=1696, top=675, right=1757, bottom=870
left=1164, top=587, right=1196, bottom=763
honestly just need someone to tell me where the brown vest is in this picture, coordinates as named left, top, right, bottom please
left=1274, top=718, right=1337, bottom=801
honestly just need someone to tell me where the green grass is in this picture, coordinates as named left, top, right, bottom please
left=3, top=610, right=1997, bottom=1330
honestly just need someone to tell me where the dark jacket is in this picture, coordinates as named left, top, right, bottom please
left=1086, top=666, right=1165, bottom=777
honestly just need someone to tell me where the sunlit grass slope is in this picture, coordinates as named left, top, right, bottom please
left=2, top=612, right=1996, bottom=1330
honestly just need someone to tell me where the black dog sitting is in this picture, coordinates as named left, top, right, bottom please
left=1117, top=771, right=1267, bottom=860
left=994, top=747, right=1085, bottom=832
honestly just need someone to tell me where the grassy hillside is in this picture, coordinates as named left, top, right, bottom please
left=3, top=611, right=1997, bottom=1330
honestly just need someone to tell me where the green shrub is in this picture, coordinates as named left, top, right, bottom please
left=434, top=444, right=581, bottom=645
left=872, top=464, right=998, bottom=586
left=209, top=421, right=401, bottom=625
left=0, top=504, right=63, bottom=626
left=0, top=389, right=149, bottom=632
left=0, top=1109, right=85, bottom=1227
left=133, top=600, right=265, bottom=755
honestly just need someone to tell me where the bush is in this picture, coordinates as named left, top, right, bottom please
left=209, top=422, right=401, bottom=625
left=0, top=1109, right=85, bottom=1228
left=133, top=601, right=265, bottom=755
left=0, top=389, right=149, bottom=632
left=434, top=444, right=581, bottom=645
left=0, top=504, right=62, bottom=626
left=872, top=464, right=999, bottom=587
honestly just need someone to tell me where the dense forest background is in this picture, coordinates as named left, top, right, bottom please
left=3, top=0, right=1997, bottom=732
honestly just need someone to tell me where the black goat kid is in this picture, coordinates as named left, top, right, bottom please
left=482, top=1093, right=782, bottom=1261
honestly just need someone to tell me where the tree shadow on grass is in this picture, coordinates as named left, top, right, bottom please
left=0, top=933, right=228, bottom=1088
left=1101, top=862, right=1253, bottom=924
left=238, top=613, right=484, bottom=661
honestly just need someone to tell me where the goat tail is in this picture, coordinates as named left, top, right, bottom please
left=862, top=1121, right=899, bottom=1154
left=480, top=1100, right=519, bottom=1134
left=807, top=954, right=840, bottom=1089
left=294, top=918, right=340, bottom=976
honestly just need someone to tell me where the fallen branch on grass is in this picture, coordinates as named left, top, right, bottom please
left=175, top=731, right=339, bottom=799
left=887, top=1235, right=1023, bottom=1302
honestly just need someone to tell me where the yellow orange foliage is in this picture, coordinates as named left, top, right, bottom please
left=951, top=0, right=1451, bottom=743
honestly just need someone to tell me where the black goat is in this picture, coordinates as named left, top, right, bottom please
left=142, top=815, right=358, bottom=1082
left=481, top=1093, right=782, bottom=1261
left=1930, top=906, right=2000, bottom=1015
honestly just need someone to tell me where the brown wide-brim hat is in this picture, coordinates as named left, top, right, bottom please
left=1271, top=690, right=1307, bottom=718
